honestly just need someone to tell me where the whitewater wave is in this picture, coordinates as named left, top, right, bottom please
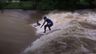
left=24, top=10, right=96, bottom=54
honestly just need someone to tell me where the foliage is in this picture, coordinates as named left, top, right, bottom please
left=0, top=0, right=96, bottom=10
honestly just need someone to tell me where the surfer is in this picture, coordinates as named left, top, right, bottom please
left=41, top=16, right=53, bottom=33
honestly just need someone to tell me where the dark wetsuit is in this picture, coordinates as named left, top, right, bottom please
left=45, top=18, right=53, bottom=27
left=44, top=18, right=53, bottom=33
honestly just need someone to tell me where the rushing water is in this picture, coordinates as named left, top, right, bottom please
left=1, top=9, right=96, bottom=54
left=24, top=10, right=96, bottom=54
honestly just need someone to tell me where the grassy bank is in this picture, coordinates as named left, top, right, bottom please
left=0, top=1, right=34, bottom=10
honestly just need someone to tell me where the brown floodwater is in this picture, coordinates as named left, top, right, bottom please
left=0, top=10, right=47, bottom=54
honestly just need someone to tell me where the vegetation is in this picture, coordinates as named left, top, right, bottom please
left=0, top=0, right=96, bottom=10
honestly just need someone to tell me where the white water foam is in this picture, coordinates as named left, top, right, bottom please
left=24, top=10, right=96, bottom=54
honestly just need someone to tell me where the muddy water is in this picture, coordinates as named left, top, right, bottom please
left=0, top=10, right=46, bottom=54
left=24, top=10, right=96, bottom=54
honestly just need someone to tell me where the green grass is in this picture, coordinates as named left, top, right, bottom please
left=20, top=2, right=34, bottom=9
left=3, top=1, right=34, bottom=9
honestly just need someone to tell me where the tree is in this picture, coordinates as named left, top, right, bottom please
left=0, top=0, right=7, bottom=13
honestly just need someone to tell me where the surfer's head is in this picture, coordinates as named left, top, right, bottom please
left=44, top=16, right=47, bottom=20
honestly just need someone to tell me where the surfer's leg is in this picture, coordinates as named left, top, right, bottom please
left=48, top=26, right=51, bottom=30
left=48, top=24, right=53, bottom=30
left=44, top=25, right=48, bottom=33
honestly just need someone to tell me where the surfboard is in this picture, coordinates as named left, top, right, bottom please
left=37, top=29, right=61, bottom=36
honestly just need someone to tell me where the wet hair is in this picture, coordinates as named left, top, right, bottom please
left=44, top=16, right=47, bottom=19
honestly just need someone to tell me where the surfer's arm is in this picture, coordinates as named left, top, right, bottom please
left=41, top=21, right=46, bottom=28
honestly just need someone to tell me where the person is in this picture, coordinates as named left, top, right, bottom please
left=41, top=16, right=53, bottom=33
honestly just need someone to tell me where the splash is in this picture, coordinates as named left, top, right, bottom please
left=24, top=10, right=96, bottom=54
